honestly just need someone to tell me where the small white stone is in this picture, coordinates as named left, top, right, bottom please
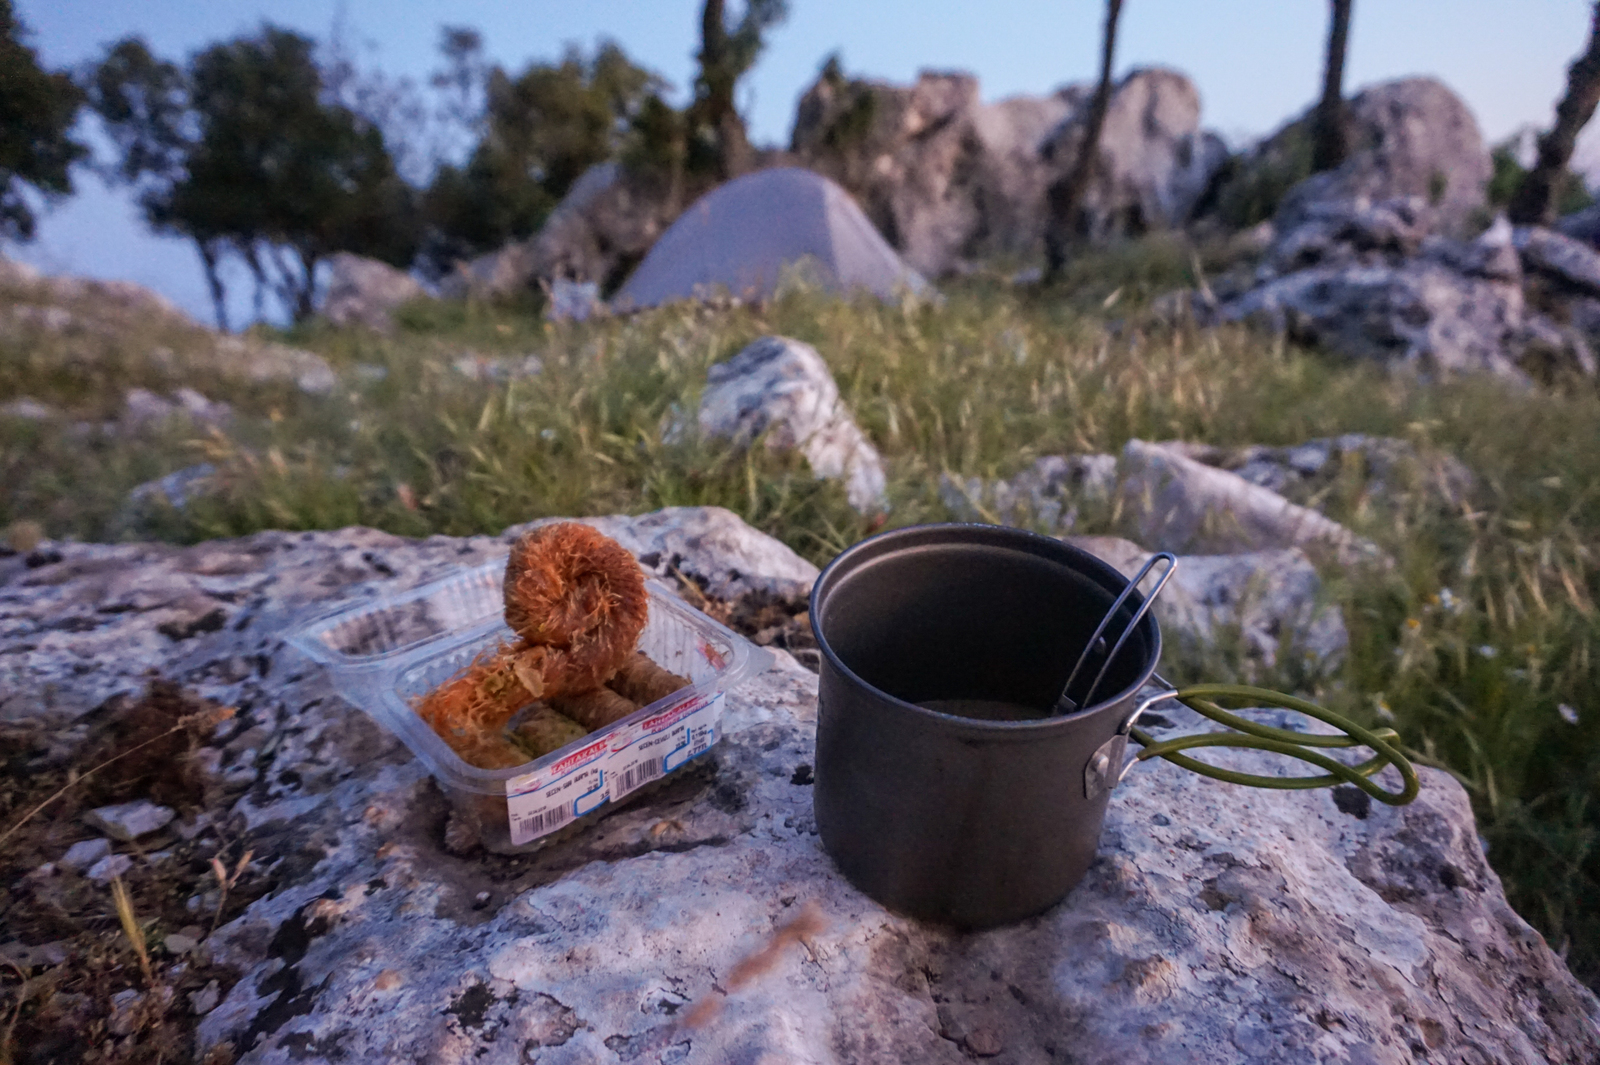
left=84, top=800, right=175, bottom=841
left=109, top=989, right=144, bottom=1035
left=86, top=853, right=135, bottom=883
left=190, top=980, right=221, bottom=1016
left=61, top=837, right=111, bottom=871
left=164, top=932, right=199, bottom=955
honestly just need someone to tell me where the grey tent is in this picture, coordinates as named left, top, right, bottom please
left=612, top=167, right=929, bottom=309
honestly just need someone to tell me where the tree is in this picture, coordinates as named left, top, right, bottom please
left=1309, top=0, right=1354, bottom=174
left=90, top=26, right=417, bottom=326
left=1044, top=0, right=1124, bottom=281
left=689, top=0, right=788, bottom=180
left=1510, top=3, right=1600, bottom=226
left=421, top=40, right=666, bottom=264
left=0, top=0, right=86, bottom=242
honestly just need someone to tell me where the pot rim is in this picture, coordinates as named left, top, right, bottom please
left=809, top=522, right=1163, bottom=732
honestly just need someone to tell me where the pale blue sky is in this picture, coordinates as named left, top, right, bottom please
left=9, top=0, right=1597, bottom=325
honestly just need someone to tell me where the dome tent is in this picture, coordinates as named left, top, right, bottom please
left=612, top=167, right=929, bottom=309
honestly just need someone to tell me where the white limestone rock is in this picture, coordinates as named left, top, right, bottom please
left=697, top=336, right=888, bottom=513
left=939, top=453, right=1118, bottom=530
left=1068, top=535, right=1348, bottom=670
left=85, top=800, right=176, bottom=841
left=2, top=509, right=1596, bottom=1063
left=60, top=837, right=111, bottom=871
left=1118, top=439, right=1382, bottom=563
left=322, top=253, right=427, bottom=333
left=85, top=853, right=135, bottom=884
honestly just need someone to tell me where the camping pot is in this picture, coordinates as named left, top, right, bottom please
left=809, top=523, right=1413, bottom=929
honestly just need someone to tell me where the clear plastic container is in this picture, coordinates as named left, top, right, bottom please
left=288, top=557, right=771, bottom=853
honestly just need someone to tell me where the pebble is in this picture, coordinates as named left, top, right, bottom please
left=84, top=800, right=175, bottom=841
left=60, top=838, right=111, bottom=871
left=108, top=989, right=143, bottom=1036
left=86, top=853, right=135, bottom=883
left=190, top=980, right=221, bottom=1016
left=164, top=932, right=200, bottom=955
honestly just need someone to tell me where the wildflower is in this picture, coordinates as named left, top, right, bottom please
left=1438, top=587, right=1456, bottom=612
left=1559, top=704, right=1580, bottom=726
left=1404, top=617, right=1421, bottom=631
left=1477, top=645, right=1496, bottom=659
left=1372, top=696, right=1395, bottom=723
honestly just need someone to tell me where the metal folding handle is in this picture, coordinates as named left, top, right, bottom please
left=1089, top=676, right=1419, bottom=806
left=1056, top=552, right=1177, bottom=715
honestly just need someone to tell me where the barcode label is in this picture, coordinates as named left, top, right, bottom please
left=607, top=693, right=723, bottom=801
left=614, top=757, right=664, bottom=796
left=518, top=802, right=572, bottom=838
left=506, top=736, right=610, bottom=845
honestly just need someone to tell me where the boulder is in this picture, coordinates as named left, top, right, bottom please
left=793, top=67, right=1226, bottom=275
left=543, top=279, right=603, bottom=322
left=1265, top=196, right=1438, bottom=274
left=1068, top=534, right=1348, bottom=670
left=0, top=253, right=193, bottom=324
left=1513, top=224, right=1600, bottom=296
left=1038, top=67, right=1229, bottom=242
left=2, top=511, right=1596, bottom=1063
left=321, top=253, right=427, bottom=333
left=1118, top=439, right=1380, bottom=562
left=1158, top=435, right=1477, bottom=512
left=120, top=387, right=233, bottom=431
left=1556, top=201, right=1600, bottom=246
left=0, top=396, right=54, bottom=420
left=939, top=453, right=1118, bottom=531
left=1274, top=78, right=1491, bottom=235
left=211, top=336, right=338, bottom=395
left=697, top=336, right=888, bottom=513
left=1219, top=256, right=1527, bottom=380
left=442, top=162, right=690, bottom=300
left=793, top=70, right=989, bottom=276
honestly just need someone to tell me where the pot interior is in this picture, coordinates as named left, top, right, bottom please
left=816, top=537, right=1157, bottom=720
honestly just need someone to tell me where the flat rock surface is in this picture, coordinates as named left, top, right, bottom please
left=2, top=509, right=1597, bottom=1064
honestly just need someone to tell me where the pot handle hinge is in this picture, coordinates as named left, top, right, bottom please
left=1084, top=681, right=1178, bottom=799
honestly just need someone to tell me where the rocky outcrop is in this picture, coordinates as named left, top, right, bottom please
left=1275, top=78, right=1492, bottom=235
left=792, top=67, right=1227, bottom=275
left=696, top=336, right=888, bottom=514
left=2, top=510, right=1597, bottom=1063
left=1212, top=198, right=1600, bottom=380
left=441, top=163, right=692, bottom=301
left=1038, top=67, right=1229, bottom=242
left=0, top=254, right=193, bottom=324
left=322, top=253, right=428, bottom=333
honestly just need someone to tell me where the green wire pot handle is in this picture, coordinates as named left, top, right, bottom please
left=1122, top=681, right=1420, bottom=806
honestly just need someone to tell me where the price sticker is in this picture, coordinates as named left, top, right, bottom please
left=506, top=735, right=611, bottom=845
left=607, top=692, right=723, bottom=801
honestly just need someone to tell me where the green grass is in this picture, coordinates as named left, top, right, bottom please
left=4, top=253, right=1600, bottom=985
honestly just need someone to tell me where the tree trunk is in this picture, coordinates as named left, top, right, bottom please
left=196, top=239, right=229, bottom=333
left=242, top=244, right=269, bottom=322
left=1310, top=0, right=1354, bottom=174
left=293, top=246, right=318, bottom=322
left=698, top=0, right=750, bottom=180
left=1044, top=0, right=1125, bottom=281
left=1510, top=2, right=1600, bottom=226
